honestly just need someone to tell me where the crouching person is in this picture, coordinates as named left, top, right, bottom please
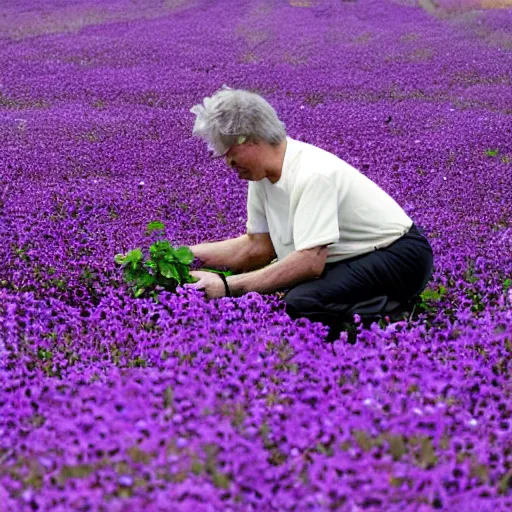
left=185, top=86, right=433, bottom=338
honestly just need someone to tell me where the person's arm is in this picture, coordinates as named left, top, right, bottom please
left=190, top=233, right=276, bottom=273
left=226, top=245, right=328, bottom=296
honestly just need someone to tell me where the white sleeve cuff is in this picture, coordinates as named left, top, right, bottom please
left=295, top=235, right=338, bottom=252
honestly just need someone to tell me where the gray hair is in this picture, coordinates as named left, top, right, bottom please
left=190, top=85, right=287, bottom=156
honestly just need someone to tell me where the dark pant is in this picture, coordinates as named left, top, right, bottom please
left=284, top=224, right=433, bottom=320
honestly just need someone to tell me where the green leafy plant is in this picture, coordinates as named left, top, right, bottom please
left=484, top=148, right=499, bottom=157
left=418, top=285, right=447, bottom=312
left=115, top=221, right=197, bottom=297
left=201, top=267, right=233, bottom=278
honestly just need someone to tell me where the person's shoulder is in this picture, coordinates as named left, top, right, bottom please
left=293, top=140, right=354, bottom=181
left=294, top=139, right=340, bottom=163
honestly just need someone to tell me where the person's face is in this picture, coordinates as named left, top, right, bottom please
left=225, top=139, right=265, bottom=181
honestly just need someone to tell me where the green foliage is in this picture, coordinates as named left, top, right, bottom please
left=419, top=285, right=447, bottom=312
left=115, top=221, right=197, bottom=297
left=201, top=267, right=233, bottom=277
left=59, top=464, right=95, bottom=483
left=37, top=348, right=53, bottom=361
left=146, top=220, right=165, bottom=234
left=129, top=356, right=147, bottom=368
left=484, top=148, right=499, bottom=157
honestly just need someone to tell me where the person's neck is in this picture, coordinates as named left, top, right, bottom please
left=264, top=138, right=288, bottom=184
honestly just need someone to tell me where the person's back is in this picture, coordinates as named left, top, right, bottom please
left=249, top=136, right=413, bottom=262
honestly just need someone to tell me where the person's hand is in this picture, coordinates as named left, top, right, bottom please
left=184, top=271, right=226, bottom=299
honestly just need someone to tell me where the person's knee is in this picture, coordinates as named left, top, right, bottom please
left=283, top=290, right=302, bottom=319
left=283, top=289, right=319, bottom=318
left=412, top=248, right=434, bottom=297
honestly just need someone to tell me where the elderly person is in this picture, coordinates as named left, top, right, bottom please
left=186, top=86, right=433, bottom=333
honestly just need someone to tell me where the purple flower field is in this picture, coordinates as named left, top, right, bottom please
left=1, top=0, right=511, bottom=510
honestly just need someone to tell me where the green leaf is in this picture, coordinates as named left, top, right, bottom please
left=353, top=430, right=374, bottom=452
left=159, top=261, right=180, bottom=281
left=163, top=386, right=174, bottom=408
left=124, top=248, right=143, bottom=264
left=498, top=472, right=512, bottom=494
left=134, top=287, right=145, bottom=298
left=416, top=437, right=438, bottom=469
left=123, top=268, right=139, bottom=283
left=59, top=464, right=95, bottom=481
left=150, top=240, right=171, bottom=256
left=191, top=461, right=203, bottom=475
left=485, top=148, right=499, bottom=157
left=200, top=267, right=233, bottom=277
left=420, top=286, right=446, bottom=302
left=386, top=434, right=407, bottom=461
left=136, top=273, right=155, bottom=288
left=114, top=253, right=126, bottom=264
left=211, top=471, right=230, bottom=489
left=163, top=249, right=177, bottom=261
left=176, top=264, right=191, bottom=282
left=174, top=246, right=194, bottom=265
left=131, top=356, right=147, bottom=367
left=37, top=348, right=53, bottom=361
left=146, top=221, right=165, bottom=235
left=127, top=446, right=153, bottom=464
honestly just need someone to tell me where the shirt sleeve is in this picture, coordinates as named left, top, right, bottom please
left=246, top=182, right=269, bottom=234
left=293, top=174, right=340, bottom=251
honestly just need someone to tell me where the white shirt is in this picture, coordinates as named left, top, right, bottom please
left=246, top=136, right=413, bottom=263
